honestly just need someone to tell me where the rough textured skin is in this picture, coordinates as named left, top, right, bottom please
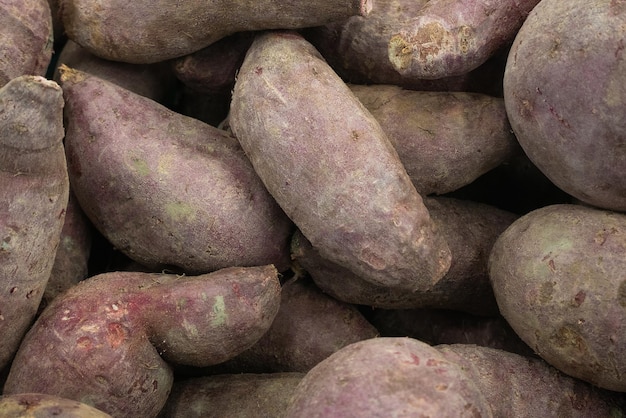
left=59, top=0, right=371, bottom=63
left=0, top=393, right=113, bottom=417
left=366, top=308, right=535, bottom=358
left=504, top=0, right=626, bottom=212
left=59, top=66, right=293, bottom=274
left=284, top=337, right=491, bottom=417
left=53, top=40, right=176, bottom=103
left=438, top=344, right=626, bottom=417
left=230, top=31, right=451, bottom=293
left=489, top=204, right=626, bottom=392
left=3, top=265, right=282, bottom=417
left=388, top=0, right=540, bottom=79
left=43, top=191, right=92, bottom=305
left=0, top=76, right=69, bottom=371
left=0, top=0, right=53, bottom=87
left=350, top=85, right=520, bottom=195
left=292, top=196, right=516, bottom=315
left=158, top=373, right=304, bottom=418
left=205, top=277, right=379, bottom=373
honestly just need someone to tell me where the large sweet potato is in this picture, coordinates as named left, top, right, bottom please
left=0, top=75, right=69, bottom=371
left=230, top=31, right=451, bottom=293
left=59, top=0, right=370, bottom=63
left=59, top=66, right=293, bottom=274
left=3, top=265, right=281, bottom=417
left=489, top=204, right=626, bottom=392
left=503, top=0, right=626, bottom=211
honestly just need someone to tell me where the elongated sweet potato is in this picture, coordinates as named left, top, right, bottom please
left=284, top=337, right=491, bottom=417
left=489, top=204, right=626, bottom=392
left=59, top=0, right=371, bottom=63
left=159, top=373, right=304, bottom=418
left=503, top=0, right=626, bottom=211
left=0, top=75, right=69, bottom=371
left=349, top=85, right=520, bottom=195
left=3, top=265, right=281, bottom=417
left=292, top=196, right=516, bottom=315
left=59, top=66, right=293, bottom=274
left=230, top=31, right=451, bottom=293
left=0, top=0, right=53, bottom=87
left=0, top=393, right=112, bottom=417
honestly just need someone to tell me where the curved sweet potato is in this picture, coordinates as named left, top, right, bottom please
left=3, top=265, right=281, bottom=417
left=0, top=75, right=68, bottom=371
left=230, top=31, right=451, bottom=293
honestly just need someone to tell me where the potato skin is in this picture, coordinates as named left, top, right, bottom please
left=489, top=204, right=626, bottom=392
left=284, top=337, right=491, bottom=417
left=0, top=393, right=112, bottom=417
left=3, top=266, right=282, bottom=417
left=503, top=0, right=626, bottom=211
left=350, top=85, right=520, bottom=195
left=0, top=76, right=69, bottom=371
left=59, top=66, right=293, bottom=274
left=230, top=31, right=451, bottom=293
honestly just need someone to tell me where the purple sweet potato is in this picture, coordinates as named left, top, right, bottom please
left=0, top=393, right=112, bottom=417
left=489, top=204, right=626, bottom=392
left=284, top=337, right=491, bottom=417
left=438, top=344, right=626, bottom=417
left=59, top=0, right=371, bottom=63
left=159, top=373, right=304, bottom=418
left=59, top=66, right=293, bottom=274
left=349, top=84, right=520, bottom=195
left=3, top=265, right=282, bottom=417
left=230, top=31, right=451, bottom=293
left=292, top=196, right=517, bottom=315
left=0, top=75, right=69, bottom=371
left=503, top=0, right=626, bottom=211
left=0, top=0, right=53, bottom=87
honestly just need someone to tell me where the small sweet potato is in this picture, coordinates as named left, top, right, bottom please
left=230, top=31, right=451, bottom=293
left=159, top=373, right=304, bottom=418
left=3, top=265, right=282, bottom=417
left=503, top=0, right=626, bottom=211
left=59, top=0, right=371, bottom=63
left=0, top=75, right=69, bottom=371
left=284, top=337, right=491, bottom=417
left=0, top=393, right=112, bottom=417
left=292, top=196, right=517, bottom=315
left=349, top=84, right=520, bottom=195
left=0, top=0, right=53, bottom=87
left=59, top=66, right=293, bottom=274
left=489, top=204, right=626, bottom=392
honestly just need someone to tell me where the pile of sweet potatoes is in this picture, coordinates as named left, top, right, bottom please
left=1, top=0, right=625, bottom=416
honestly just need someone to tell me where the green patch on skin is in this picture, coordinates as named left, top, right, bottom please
left=130, top=157, right=150, bottom=176
left=165, top=201, right=196, bottom=222
left=211, top=295, right=227, bottom=327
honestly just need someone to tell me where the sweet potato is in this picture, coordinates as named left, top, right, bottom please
left=3, top=265, right=281, bottom=417
left=159, top=373, right=304, bottom=418
left=349, top=84, right=520, bottom=195
left=503, top=0, right=626, bottom=212
left=0, top=0, right=53, bottom=87
left=284, top=337, right=491, bottom=417
left=230, top=31, right=451, bottom=293
left=0, top=393, right=112, bottom=417
left=438, top=344, right=626, bottom=417
left=59, top=66, right=293, bottom=274
left=0, top=75, right=69, bottom=371
left=292, top=196, right=516, bottom=315
left=59, top=0, right=371, bottom=63
left=489, top=204, right=626, bottom=391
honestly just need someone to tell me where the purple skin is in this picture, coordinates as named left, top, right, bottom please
left=230, top=31, right=451, bottom=293
left=0, top=0, right=53, bottom=87
left=0, top=76, right=68, bottom=372
left=59, top=66, right=293, bottom=274
left=3, top=265, right=282, bottom=418
left=59, top=0, right=371, bottom=63
left=489, top=204, right=626, bottom=392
